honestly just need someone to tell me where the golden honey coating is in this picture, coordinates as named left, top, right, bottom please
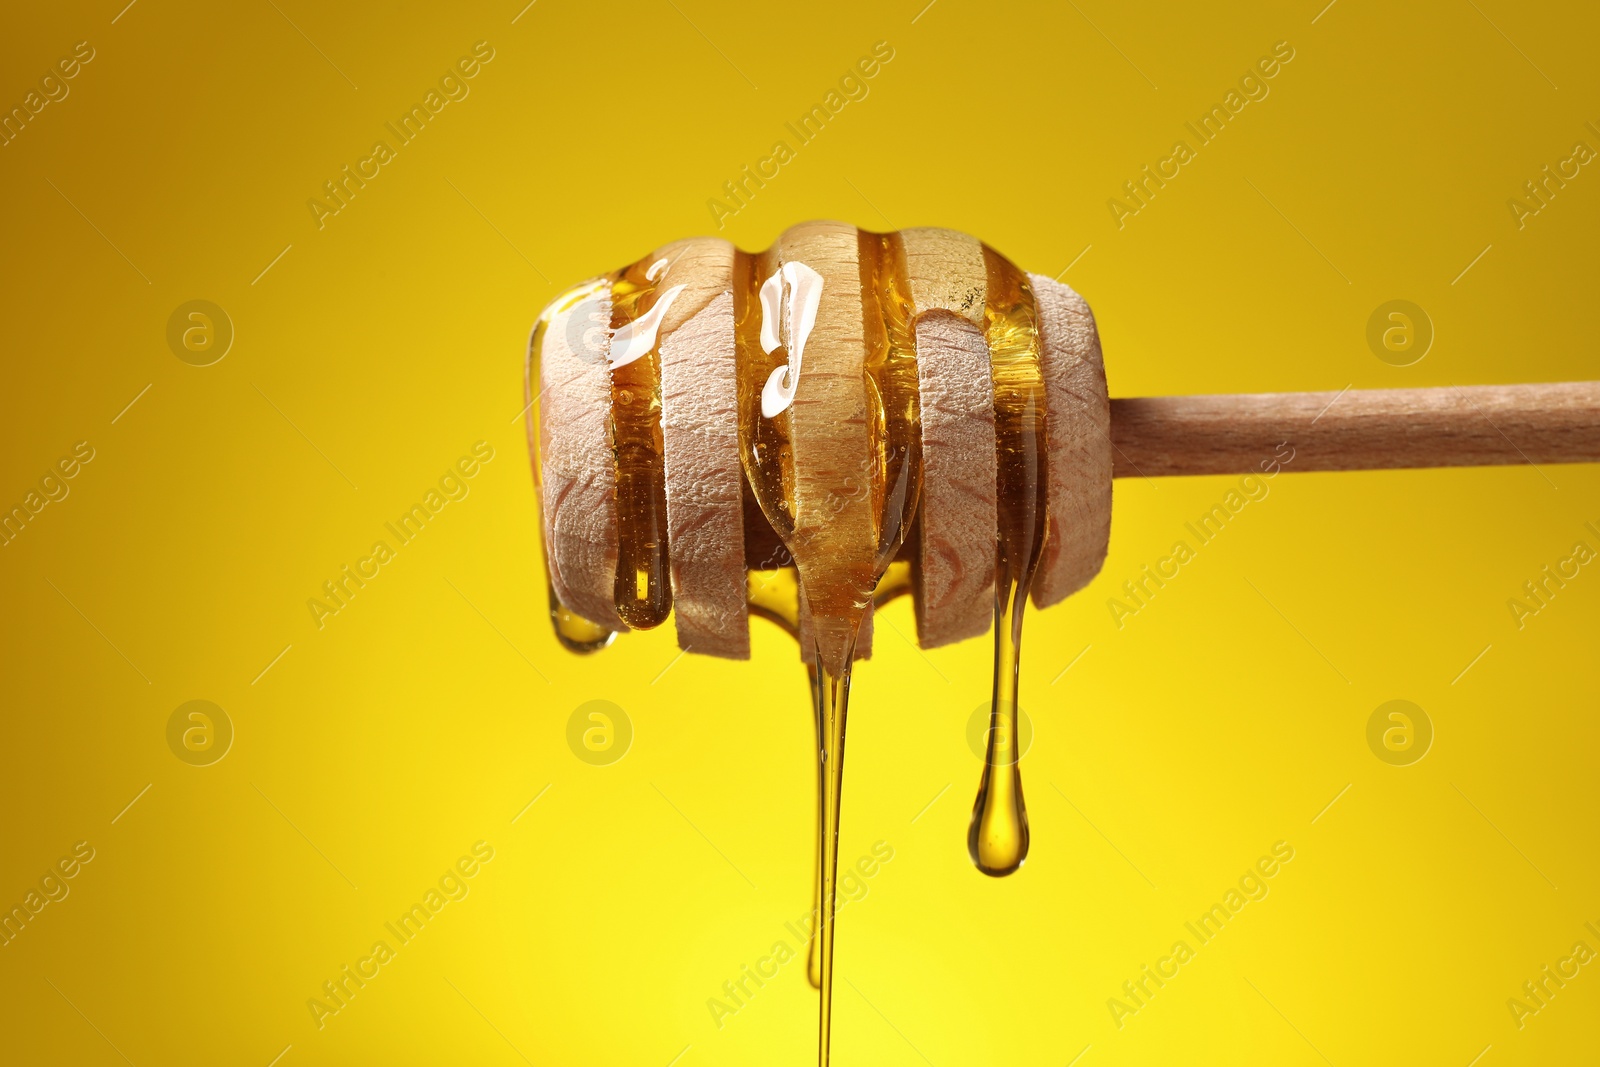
left=527, top=222, right=1064, bottom=658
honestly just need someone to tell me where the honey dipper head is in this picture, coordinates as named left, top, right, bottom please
left=527, top=222, right=1111, bottom=661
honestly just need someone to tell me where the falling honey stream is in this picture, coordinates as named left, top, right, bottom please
left=528, top=227, right=1052, bottom=1066
left=750, top=562, right=913, bottom=991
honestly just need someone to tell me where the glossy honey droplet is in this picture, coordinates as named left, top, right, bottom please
left=969, top=575, right=1031, bottom=874
left=548, top=579, right=617, bottom=653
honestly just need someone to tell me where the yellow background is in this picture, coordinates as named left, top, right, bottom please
left=2, top=0, right=1597, bottom=1064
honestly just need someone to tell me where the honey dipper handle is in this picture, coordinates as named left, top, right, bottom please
left=1109, top=381, right=1600, bottom=477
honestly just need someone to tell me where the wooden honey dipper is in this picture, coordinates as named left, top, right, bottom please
left=525, top=220, right=1598, bottom=1066
left=526, top=221, right=1600, bottom=658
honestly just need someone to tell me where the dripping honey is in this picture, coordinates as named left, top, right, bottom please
left=529, top=226, right=1052, bottom=1067
left=969, top=246, right=1050, bottom=878
left=607, top=259, right=673, bottom=629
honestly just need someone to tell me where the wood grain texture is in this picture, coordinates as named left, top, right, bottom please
left=660, top=290, right=748, bottom=658
left=902, top=227, right=998, bottom=648
left=539, top=282, right=625, bottom=629
left=901, top=227, right=988, bottom=329
left=1029, top=273, right=1112, bottom=608
left=652, top=236, right=737, bottom=331
left=1110, top=382, right=1600, bottom=477
left=912, top=312, right=998, bottom=647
